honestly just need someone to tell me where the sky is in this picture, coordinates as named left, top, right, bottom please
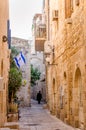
left=9, top=0, right=43, bottom=40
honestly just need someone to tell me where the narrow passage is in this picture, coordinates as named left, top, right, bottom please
left=19, top=99, right=78, bottom=130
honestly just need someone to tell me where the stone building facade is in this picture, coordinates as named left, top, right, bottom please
left=11, top=37, right=31, bottom=107
left=0, top=0, right=10, bottom=127
left=44, top=0, right=86, bottom=129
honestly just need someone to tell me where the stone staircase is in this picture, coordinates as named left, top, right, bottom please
left=0, top=122, right=19, bottom=130
left=0, top=128, right=18, bottom=130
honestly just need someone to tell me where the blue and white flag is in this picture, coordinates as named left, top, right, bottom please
left=14, top=52, right=26, bottom=68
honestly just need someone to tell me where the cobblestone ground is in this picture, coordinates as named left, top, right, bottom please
left=19, top=99, right=79, bottom=130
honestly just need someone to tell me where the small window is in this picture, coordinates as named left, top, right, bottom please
left=65, top=0, right=73, bottom=18
left=1, top=60, right=3, bottom=77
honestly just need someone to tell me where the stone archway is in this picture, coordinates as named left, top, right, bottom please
left=30, top=55, right=46, bottom=101
left=73, top=67, right=84, bottom=128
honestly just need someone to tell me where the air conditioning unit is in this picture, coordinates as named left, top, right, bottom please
left=0, top=77, right=3, bottom=91
left=52, top=10, right=58, bottom=21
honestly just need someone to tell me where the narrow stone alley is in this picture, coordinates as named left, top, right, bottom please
left=19, top=100, right=79, bottom=130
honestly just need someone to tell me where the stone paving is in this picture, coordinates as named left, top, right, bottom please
left=19, top=100, right=80, bottom=130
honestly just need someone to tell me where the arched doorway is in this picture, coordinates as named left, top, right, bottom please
left=73, top=67, right=84, bottom=128
left=63, top=72, right=67, bottom=121
left=30, top=55, right=46, bottom=101
left=51, top=65, right=58, bottom=115
left=52, top=78, right=56, bottom=114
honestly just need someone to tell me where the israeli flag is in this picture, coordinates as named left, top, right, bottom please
left=14, top=52, right=26, bottom=68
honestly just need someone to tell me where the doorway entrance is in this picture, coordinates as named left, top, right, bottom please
left=74, top=67, right=84, bottom=128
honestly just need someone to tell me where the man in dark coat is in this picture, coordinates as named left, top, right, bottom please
left=37, top=91, right=42, bottom=104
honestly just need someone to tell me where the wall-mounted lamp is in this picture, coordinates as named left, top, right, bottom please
left=48, top=44, right=55, bottom=54
left=44, top=41, right=58, bottom=65
left=47, top=44, right=55, bottom=60
left=2, top=35, right=8, bottom=42
left=45, top=45, right=58, bottom=65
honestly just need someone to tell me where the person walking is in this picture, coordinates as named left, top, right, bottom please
left=37, top=91, right=42, bottom=104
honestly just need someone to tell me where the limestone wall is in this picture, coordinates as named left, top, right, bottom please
left=0, top=0, right=10, bottom=127
left=11, top=37, right=31, bottom=107
left=44, top=0, right=86, bottom=129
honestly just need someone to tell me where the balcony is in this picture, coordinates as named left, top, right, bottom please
left=35, top=24, right=46, bottom=51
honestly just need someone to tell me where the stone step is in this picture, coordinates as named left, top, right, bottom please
left=0, top=127, right=18, bottom=129
left=11, top=129, right=18, bottom=130
left=0, top=127, right=18, bottom=130
left=0, top=128, right=11, bottom=130
left=4, top=122, right=19, bottom=130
